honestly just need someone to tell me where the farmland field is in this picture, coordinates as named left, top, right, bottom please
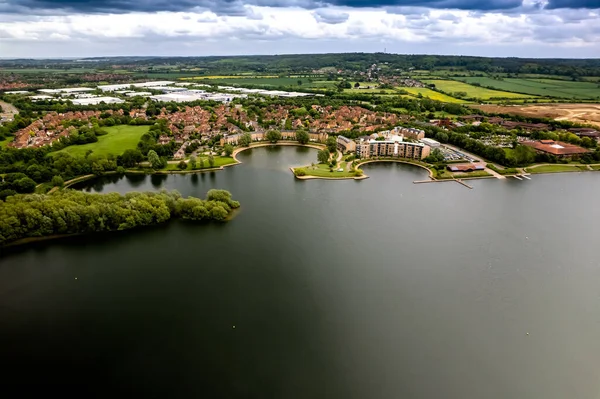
left=473, top=103, right=600, bottom=128
left=344, top=88, right=398, bottom=94
left=455, top=77, right=600, bottom=99
left=193, top=75, right=279, bottom=79
left=181, top=76, right=324, bottom=87
left=421, top=79, right=532, bottom=99
left=400, top=87, right=467, bottom=103
left=0, top=68, right=97, bottom=74
left=55, top=125, right=150, bottom=157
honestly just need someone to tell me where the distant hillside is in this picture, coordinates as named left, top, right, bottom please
left=2, top=53, right=600, bottom=77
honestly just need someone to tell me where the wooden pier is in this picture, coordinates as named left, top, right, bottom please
left=413, top=179, right=472, bottom=189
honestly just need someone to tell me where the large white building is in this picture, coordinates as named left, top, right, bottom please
left=71, top=97, right=124, bottom=105
left=98, top=81, right=175, bottom=92
left=420, top=138, right=441, bottom=148
left=39, top=87, right=95, bottom=94
left=149, top=91, right=246, bottom=103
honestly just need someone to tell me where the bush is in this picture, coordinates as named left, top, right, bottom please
left=51, top=175, right=64, bottom=187
left=294, top=168, right=306, bottom=177
left=178, top=160, right=188, bottom=170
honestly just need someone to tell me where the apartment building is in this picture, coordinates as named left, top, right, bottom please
left=336, top=135, right=356, bottom=153
left=356, top=136, right=430, bottom=160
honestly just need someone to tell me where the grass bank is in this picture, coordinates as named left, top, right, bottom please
left=293, top=163, right=361, bottom=179
left=525, top=164, right=589, bottom=174
left=54, top=125, right=150, bottom=157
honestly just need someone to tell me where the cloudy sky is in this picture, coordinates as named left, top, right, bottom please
left=0, top=0, right=599, bottom=58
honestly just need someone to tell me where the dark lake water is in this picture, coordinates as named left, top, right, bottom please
left=2, top=145, right=600, bottom=398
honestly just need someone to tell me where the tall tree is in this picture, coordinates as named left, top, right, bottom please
left=326, top=137, right=337, bottom=153
left=317, top=149, right=330, bottom=164
left=148, top=150, right=162, bottom=170
left=296, top=129, right=310, bottom=145
left=266, top=130, right=282, bottom=143
left=238, top=133, right=252, bottom=147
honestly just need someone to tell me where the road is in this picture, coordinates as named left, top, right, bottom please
left=0, top=99, right=19, bottom=119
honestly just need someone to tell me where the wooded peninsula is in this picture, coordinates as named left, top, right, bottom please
left=0, top=189, right=239, bottom=246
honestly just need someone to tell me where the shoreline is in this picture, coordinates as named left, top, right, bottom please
left=51, top=144, right=600, bottom=191
left=232, top=141, right=325, bottom=163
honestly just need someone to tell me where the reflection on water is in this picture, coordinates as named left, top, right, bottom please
left=3, top=147, right=600, bottom=399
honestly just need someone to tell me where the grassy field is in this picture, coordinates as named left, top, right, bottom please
left=195, top=75, right=279, bottom=79
left=0, top=68, right=97, bottom=74
left=296, top=163, right=357, bottom=178
left=455, top=77, right=600, bottom=99
left=525, top=164, right=589, bottom=173
left=344, top=88, right=398, bottom=94
left=400, top=87, right=467, bottom=103
left=422, top=79, right=532, bottom=100
left=182, top=76, right=309, bottom=87
left=55, top=125, right=150, bottom=157
left=590, top=165, right=600, bottom=170
left=0, top=138, right=12, bottom=149
left=453, top=171, right=492, bottom=178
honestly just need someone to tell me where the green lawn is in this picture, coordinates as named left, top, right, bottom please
left=526, top=164, right=589, bottom=173
left=590, top=165, right=600, bottom=171
left=296, top=163, right=358, bottom=178
left=455, top=77, right=600, bottom=99
left=0, top=138, right=12, bottom=149
left=55, top=125, right=150, bottom=157
left=422, top=79, right=531, bottom=100
left=453, top=171, right=492, bottom=178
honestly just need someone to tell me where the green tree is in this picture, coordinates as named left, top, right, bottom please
left=120, top=149, right=143, bottom=168
left=14, top=177, right=36, bottom=193
left=317, top=149, right=330, bottom=164
left=189, top=156, right=197, bottom=169
left=266, top=129, right=282, bottom=143
left=199, top=158, right=205, bottom=168
left=178, top=160, right=188, bottom=170
left=51, top=175, right=64, bottom=187
left=296, top=129, right=309, bottom=145
left=238, top=133, right=252, bottom=147
left=326, top=137, right=337, bottom=153
left=223, top=144, right=234, bottom=157
left=148, top=150, right=162, bottom=170
left=424, top=148, right=445, bottom=163
left=208, top=154, right=215, bottom=168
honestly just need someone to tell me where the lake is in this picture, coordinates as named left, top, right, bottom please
left=2, top=145, right=600, bottom=398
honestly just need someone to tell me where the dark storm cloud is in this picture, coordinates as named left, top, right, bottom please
left=324, top=0, right=524, bottom=10
left=545, top=0, right=600, bottom=9
left=1, top=0, right=598, bottom=16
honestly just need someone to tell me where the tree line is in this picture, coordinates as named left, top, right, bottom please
left=0, top=189, right=240, bottom=246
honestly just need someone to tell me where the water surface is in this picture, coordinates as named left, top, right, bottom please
left=2, top=146, right=599, bottom=398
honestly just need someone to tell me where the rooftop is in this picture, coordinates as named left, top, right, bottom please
left=523, top=140, right=591, bottom=156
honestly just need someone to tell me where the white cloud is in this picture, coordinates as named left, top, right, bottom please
left=0, top=6, right=598, bottom=57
